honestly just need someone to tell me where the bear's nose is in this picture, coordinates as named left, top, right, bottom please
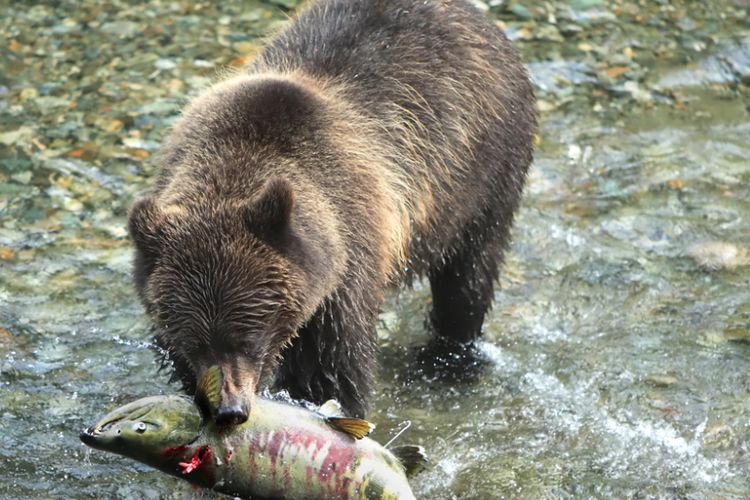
left=215, top=403, right=248, bottom=427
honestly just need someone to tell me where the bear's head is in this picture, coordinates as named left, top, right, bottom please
left=128, top=178, right=337, bottom=426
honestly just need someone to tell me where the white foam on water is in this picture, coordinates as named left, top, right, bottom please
left=528, top=322, right=568, bottom=343
left=412, top=455, right=462, bottom=497
left=476, top=341, right=521, bottom=372
left=521, top=370, right=732, bottom=485
left=437, top=456, right=461, bottom=477
left=111, top=335, right=153, bottom=350
left=416, top=341, right=734, bottom=495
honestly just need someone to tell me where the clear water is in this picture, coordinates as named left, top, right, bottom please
left=1, top=0, right=749, bottom=498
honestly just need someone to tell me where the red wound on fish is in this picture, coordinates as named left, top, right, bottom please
left=179, top=446, right=212, bottom=474
left=179, top=454, right=202, bottom=474
left=162, top=445, right=188, bottom=459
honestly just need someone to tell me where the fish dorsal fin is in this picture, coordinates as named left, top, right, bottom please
left=195, top=365, right=222, bottom=419
left=390, top=445, right=428, bottom=477
left=318, top=399, right=345, bottom=418
left=326, top=416, right=375, bottom=439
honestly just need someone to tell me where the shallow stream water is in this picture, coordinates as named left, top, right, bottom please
left=1, top=0, right=749, bottom=498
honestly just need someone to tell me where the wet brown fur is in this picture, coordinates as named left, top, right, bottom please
left=129, top=0, right=536, bottom=418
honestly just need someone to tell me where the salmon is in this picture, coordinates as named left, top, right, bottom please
left=80, top=369, right=424, bottom=499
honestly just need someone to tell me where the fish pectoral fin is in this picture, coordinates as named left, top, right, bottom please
left=391, top=445, right=428, bottom=477
left=325, top=417, right=375, bottom=439
left=318, top=399, right=345, bottom=418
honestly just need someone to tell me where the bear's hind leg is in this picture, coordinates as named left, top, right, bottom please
left=414, top=232, right=503, bottom=380
left=427, top=237, right=500, bottom=345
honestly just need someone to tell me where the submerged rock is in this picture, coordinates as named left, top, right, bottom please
left=723, top=328, right=750, bottom=344
left=701, top=423, right=735, bottom=450
left=644, top=375, right=678, bottom=388
left=657, top=40, right=750, bottom=90
left=686, top=241, right=750, bottom=272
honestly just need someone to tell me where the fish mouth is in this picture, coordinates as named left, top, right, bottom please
left=79, top=427, right=98, bottom=446
left=79, top=415, right=124, bottom=447
left=79, top=424, right=106, bottom=447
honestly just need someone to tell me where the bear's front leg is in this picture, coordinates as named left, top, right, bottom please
left=274, top=288, right=380, bottom=418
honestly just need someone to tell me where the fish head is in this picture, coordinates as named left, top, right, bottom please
left=80, top=395, right=201, bottom=469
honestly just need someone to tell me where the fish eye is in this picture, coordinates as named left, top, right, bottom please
left=134, top=422, right=147, bottom=434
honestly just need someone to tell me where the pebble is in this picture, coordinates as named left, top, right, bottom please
left=687, top=241, right=749, bottom=272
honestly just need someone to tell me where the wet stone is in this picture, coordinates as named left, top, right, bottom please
left=722, top=328, right=750, bottom=344
left=644, top=375, right=678, bottom=388
left=686, top=241, right=750, bottom=272
left=656, top=40, right=750, bottom=90
left=701, top=423, right=735, bottom=450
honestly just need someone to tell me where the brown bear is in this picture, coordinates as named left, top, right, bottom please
left=128, top=0, right=536, bottom=424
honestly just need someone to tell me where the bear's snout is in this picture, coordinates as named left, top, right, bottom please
left=215, top=400, right=249, bottom=426
left=195, top=358, right=258, bottom=427
left=215, top=359, right=257, bottom=427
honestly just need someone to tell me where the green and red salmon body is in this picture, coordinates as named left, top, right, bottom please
left=81, top=395, right=417, bottom=499
left=181, top=398, right=415, bottom=499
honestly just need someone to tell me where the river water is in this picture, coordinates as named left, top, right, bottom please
left=1, top=0, right=749, bottom=498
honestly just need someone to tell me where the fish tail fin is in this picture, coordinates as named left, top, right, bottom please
left=391, top=445, right=428, bottom=477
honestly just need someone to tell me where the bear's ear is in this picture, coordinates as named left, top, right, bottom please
left=244, top=178, right=295, bottom=241
left=128, top=196, right=164, bottom=267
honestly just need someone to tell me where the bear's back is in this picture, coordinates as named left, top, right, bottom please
left=253, top=0, right=536, bottom=256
